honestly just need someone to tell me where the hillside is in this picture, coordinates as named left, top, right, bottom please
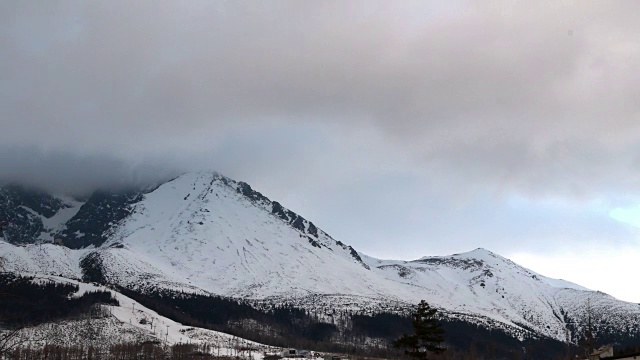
left=0, top=273, right=283, bottom=359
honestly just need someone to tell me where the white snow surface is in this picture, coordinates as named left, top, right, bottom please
left=3, top=172, right=640, bottom=343
left=41, top=196, right=84, bottom=232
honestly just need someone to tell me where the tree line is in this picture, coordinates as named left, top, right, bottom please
left=0, top=273, right=118, bottom=328
left=116, top=288, right=576, bottom=359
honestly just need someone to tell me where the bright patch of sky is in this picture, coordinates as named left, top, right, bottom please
left=510, top=247, right=640, bottom=304
left=609, top=205, right=640, bottom=229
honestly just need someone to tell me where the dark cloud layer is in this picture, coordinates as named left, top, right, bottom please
left=0, top=146, right=178, bottom=195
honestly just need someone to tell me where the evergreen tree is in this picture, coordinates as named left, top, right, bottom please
left=393, top=300, right=446, bottom=359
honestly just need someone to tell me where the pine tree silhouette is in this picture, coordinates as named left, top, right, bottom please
left=393, top=300, right=446, bottom=359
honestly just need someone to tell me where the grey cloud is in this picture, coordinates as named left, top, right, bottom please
left=0, top=146, right=178, bottom=195
left=2, top=1, right=640, bottom=200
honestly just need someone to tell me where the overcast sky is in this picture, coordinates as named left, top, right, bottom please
left=2, top=1, right=640, bottom=302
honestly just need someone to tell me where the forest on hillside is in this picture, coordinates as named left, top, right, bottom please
left=117, top=287, right=573, bottom=359
left=2, top=274, right=640, bottom=359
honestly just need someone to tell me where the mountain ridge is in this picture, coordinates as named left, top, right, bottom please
left=2, top=171, right=640, bottom=347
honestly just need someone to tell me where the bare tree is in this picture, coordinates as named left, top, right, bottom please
left=0, top=327, right=27, bottom=358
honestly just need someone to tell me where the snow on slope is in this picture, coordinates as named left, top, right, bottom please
left=9, top=275, right=285, bottom=358
left=360, top=248, right=640, bottom=341
left=361, top=249, right=567, bottom=339
left=37, top=196, right=84, bottom=241
left=97, top=172, right=389, bottom=298
left=0, top=239, right=85, bottom=279
left=2, top=172, right=640, bottom=344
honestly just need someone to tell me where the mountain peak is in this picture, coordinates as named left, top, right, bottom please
left=452, top=247, right=502, bottom=260
left=415, top=247, right=501, bottom=262
left=3, top=172, right=640, bottom=346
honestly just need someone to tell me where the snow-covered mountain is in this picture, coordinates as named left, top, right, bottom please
left=2, top=171, right=640, bottom=345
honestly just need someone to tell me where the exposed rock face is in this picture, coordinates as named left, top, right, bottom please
left=0, top=185, right=71, bottom=244
left=0, top=184, right=147, bottom=249
left=58, top=191, right=145, bottom=249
